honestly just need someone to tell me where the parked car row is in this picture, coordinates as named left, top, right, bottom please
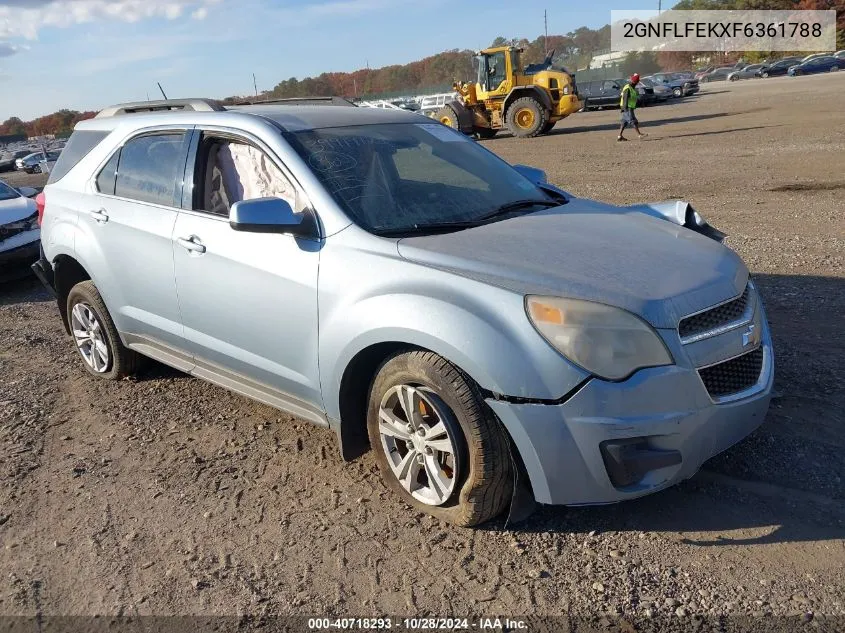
left=698, top=51, right=844, bottom=82
left=0, top=178, right=41, bottom=282
left=0, top=143, right=64, bottom=173
left=578, top=72, right=698, bottom=111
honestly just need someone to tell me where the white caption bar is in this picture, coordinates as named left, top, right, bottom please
left=611, top=10, right=837, bottom=52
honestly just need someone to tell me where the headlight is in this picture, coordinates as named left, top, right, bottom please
left=525, top=296, right=673, bottom=381
left=2, top=210, right=38, bottom=232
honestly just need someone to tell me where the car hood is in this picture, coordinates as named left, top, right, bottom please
left=397, top=200, right=747, bottom=329
left=0, top=196, right=37, bottom=224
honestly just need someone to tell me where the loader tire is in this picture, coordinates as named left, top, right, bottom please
left=436, top=105, right=461, bottom=130
left=506, top=97, right=547, bottom=138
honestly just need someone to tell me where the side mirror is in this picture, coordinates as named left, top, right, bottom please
left=229, top=197, right=317, bottom=238
left=513, top=164, right=548, bottom=185
left=17, top=186, right=39, bottom=198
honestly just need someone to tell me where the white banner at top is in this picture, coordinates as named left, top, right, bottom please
left=610, top=10, right=837, bottom=52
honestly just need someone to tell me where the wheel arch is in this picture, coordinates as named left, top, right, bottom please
left=53, top=254, right=92, bottom=334
left=503, top=87, right=552, bottom=115
left=332, top=332, right=505, bottom=462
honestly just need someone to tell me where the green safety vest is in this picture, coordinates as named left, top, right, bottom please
left=620, top=83, right=638, bottom=109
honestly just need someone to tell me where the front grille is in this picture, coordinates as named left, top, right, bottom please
left=699, top=347, right=764, bottom=399
left=679, top=285, right=751, bottom=339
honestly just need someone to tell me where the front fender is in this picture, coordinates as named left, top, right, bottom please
left=320, top=290, right=589, bottom=422
left=623, top=200, right=726, bottom=243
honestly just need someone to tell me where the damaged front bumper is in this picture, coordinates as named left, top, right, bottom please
left=488, top=322, right=773, bottom=506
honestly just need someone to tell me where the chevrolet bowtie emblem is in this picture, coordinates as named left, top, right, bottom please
left=742, top=324, right=758, bottom=347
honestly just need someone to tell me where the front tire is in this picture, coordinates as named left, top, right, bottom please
left=367, top=350, right=513, bottom=527
left=67, top=280, right=140, bottom=380
left=505, top=97, right=547, bottom=138
left=435, top=105, right=461, bottom=130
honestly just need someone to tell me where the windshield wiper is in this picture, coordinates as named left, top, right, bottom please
left=372, top=199, right=561, bottom=238
left=373, top=220, right=481, bottom=237
left=475, top=199, right=560, bottom=222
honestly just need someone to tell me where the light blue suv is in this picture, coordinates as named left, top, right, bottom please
left=33, top=98, right=773, bottom=526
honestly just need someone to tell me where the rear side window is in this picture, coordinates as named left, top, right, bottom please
left=47, top=130, right=109, bottom=184
left=114, top=133, right=186, bottom=207
left=96, top=152, right=120, bottom=195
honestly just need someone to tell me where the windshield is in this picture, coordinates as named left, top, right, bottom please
left=0, top=181, right=21, bottom=201
left=286, top=123, right=553, bottom=234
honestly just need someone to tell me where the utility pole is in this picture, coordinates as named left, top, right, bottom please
left=544, top=10, right=549, bottom=56
left=658, top=0, right=661, bottom=13
left=253, top=73, right=258, bottom=97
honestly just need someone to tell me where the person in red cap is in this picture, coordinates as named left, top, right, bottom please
left=618, top=73, right=647, bottom=141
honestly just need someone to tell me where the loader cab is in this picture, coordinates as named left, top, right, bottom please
left=474, top=46, right=521, bottom=96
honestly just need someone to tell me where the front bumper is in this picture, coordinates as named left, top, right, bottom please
left=490, top=323, right=773, bottom=506
left=0, top=238, right=40, bottom=282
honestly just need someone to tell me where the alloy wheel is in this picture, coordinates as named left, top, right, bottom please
left=377, top=384, right=460, bottom=506
left=71, top=302, right=110, bottom=373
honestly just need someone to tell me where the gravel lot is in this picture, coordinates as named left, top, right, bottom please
left=1, top=74, right=844, bottom=629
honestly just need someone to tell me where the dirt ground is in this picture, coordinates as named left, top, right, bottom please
left=1, top=74, right=844, bottom=628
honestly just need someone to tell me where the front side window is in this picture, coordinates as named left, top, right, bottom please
left=285, top=123, right=554, bottom=235
left=195, top=135, right=297, bottom=217
left=487, top=52, right=507, bottom=90
left=114, top=132, right=186, bottom=207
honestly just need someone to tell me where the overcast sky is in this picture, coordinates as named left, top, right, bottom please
left=0, top=0, right=656, bottom=121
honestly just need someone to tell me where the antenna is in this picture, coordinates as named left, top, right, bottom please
left=253, top=73, right=258, bottom=97
left=157, top=82, right=168, bottom=99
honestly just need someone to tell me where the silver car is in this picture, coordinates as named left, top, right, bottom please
left=34, top=99, right=773, bottom=526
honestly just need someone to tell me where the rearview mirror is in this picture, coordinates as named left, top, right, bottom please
left=229, top=197, right=317, bottom=238
left=512, top=164, right=548, bottom=185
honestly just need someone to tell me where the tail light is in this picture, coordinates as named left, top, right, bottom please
left=35, top=192, right=46, bottom=226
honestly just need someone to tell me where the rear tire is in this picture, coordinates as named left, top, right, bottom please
left=67, top=280, right=141, bottom=380
left=505, top=97, right=547, bottom=138
left=673, top=86, right=683, bottom=97
left=367, top=350, right=513, bottom=527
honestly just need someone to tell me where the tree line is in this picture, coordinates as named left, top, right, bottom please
left=0, top=109, right=96, bottom=140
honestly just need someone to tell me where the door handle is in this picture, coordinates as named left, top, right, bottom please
left=176, top=236, right=206, bottom=254
left=89, top=209, right=109, bottom=223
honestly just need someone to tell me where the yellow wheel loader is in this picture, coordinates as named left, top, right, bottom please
left=436, top=46, right=582, bottom=139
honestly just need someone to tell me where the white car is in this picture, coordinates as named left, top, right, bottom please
left=418, top=92, right=461, bottom=118
left=0, top=180, right=41, bottom=282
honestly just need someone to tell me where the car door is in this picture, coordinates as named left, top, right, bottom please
left=83, top=127, right=193, bottom=368
left=171, top=128, right=323, bottom=417
left=601, top=80, right=621, bottom=107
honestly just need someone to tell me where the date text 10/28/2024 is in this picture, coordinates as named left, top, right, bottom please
left=308, top=618, right=528, bottom=630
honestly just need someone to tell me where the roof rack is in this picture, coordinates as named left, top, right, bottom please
left=95, top=98, right=225, bottom=118
left=233, top=96, right=357, bottom=107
